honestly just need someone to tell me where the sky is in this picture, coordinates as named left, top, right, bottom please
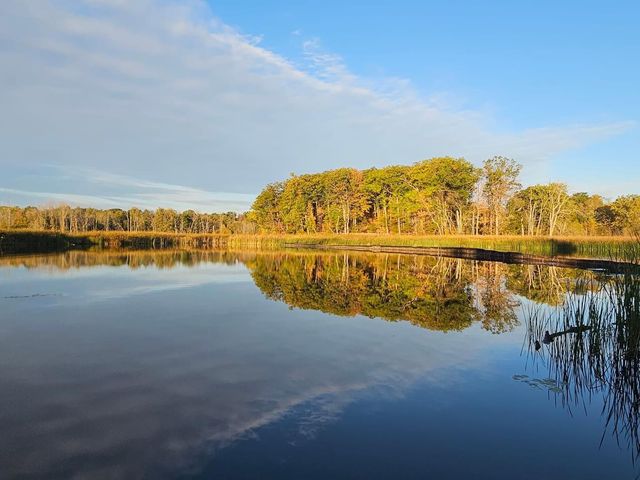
left=0, top=0, right=638, bottom=212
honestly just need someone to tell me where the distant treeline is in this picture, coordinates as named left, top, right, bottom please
left=0, top=206, right=256, bottom=234
left=251, top=156, right=640, bottom=236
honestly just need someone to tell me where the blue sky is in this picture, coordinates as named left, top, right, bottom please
left=0, top=0, right=638, bottom=211
left=210, top=0, right=639, bottom=189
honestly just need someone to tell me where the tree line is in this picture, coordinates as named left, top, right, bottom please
left=0, top=205, right=256, bottom=234
left=250, top=156, right=640, bottom=236
left=2, top=155, right=639, bottom=237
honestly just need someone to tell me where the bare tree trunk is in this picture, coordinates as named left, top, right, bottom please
left=383, top=203, right=389, bottom=234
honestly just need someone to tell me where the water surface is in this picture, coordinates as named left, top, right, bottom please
left=0, top=250, right=638, bottom=479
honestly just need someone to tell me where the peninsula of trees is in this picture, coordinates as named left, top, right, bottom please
left=251, top=156, right=639, bottom=236
left=1, top=156, right=639, bottom=237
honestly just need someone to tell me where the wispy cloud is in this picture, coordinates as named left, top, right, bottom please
left=0, top=187, right=123, bottom=208
left=0, top=0, right=635, bottom=209
left=0, top=167, right=255, bottom=211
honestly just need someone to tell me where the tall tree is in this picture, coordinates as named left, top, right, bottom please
left=482, top=156, right=522, bottom=235
left=363, top=166, right=410, bottom=234
left=507, top=183, right=570, bottom=236
left=409, top=157, right=479, bottom=234
left=251, top=182, right=285, bottom=233
left=544, top=183, right=570, bottom=236
left=324, top=168, right=368, bottom=234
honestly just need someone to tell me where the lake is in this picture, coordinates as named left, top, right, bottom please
left=1, top=250, right=638, bottom=479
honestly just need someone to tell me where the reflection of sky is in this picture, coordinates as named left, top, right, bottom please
left=0, top=262, right=250, bottom=304
left=0, top=254, right=634, bottom=479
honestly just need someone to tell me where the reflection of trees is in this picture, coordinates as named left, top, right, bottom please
left=475, top=262, right=520, bottom=333
left=247, top=252, right=526, bottom=333
left=507, top=265, right=567, bottom=305
left=524, top=273, right=640, bottom=467
left=0, top=250, right=254, bottom=271
left=506, top=264, right=603, bottom=306
left=4, top=249, right=602, bottom=336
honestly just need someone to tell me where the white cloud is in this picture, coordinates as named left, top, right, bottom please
left=0, top=0, right=634, bottom=209
left=0, top=187, right=123, bottom=208
left=0, top=166, right=254, bottom=211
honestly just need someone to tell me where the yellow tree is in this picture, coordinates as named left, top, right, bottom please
left=482, top=156, right=522, bottom=235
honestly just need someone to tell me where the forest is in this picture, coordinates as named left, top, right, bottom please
left=0, top=206, right=256, bottom=234
left=250, top=156, right=640, bottom=236
left=1, top=156, right=639, bottom=237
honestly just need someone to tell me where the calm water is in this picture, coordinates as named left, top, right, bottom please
left=1, top=250, right=638, bottom=479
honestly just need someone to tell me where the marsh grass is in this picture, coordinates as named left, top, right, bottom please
left=2, top=230, right=639, bottom=260
left=524, top=269, right=640, bottom=469
left=0, top=230, right=230, bottom=253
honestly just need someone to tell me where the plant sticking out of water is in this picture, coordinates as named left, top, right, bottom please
left=523, top=267, right=640, bottom=469
left=603, top=270, right=640, bottom=460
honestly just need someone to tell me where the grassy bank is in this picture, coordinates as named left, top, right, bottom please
left=0, top=231, right=229, bottom=254
left=1, top=230, right=638, bottom=260
left=228, top=233, right=640, bottom=260
left=0, top=231, right=92, bottom=254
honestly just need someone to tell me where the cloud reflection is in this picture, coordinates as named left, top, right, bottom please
left=0, top=251, right=517, bottom=478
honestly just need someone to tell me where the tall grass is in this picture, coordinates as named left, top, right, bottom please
left=2, top=230, right=639, bottom=260
left=524, top=272, right=640, bottom=468
left=239, top=233, right=640, bottom=260
left=0, top=230, right=230, bottom=253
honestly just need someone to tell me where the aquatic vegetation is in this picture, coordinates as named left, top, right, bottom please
left=524, top=272, right=640, bottom=466
left=2, top=229, right=640, bottom=261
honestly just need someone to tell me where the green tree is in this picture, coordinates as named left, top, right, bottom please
left=251, top=182, right=285, bottom=233
left=363, top=166, right=411, bottom=234
left=567, top=193, right=605, bottom=235
left=324, top=168, right=368, bottom=234
left=482, top=156, right=522, bottom=235
left=408, top=157, right=479, bottom=234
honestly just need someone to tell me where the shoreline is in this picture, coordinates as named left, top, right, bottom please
left=283, top=243, right=640, bottom=274
left=1, top=230, right=637, bottom=263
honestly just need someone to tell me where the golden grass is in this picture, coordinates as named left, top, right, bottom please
left=1, top=230, right=638, bottom=259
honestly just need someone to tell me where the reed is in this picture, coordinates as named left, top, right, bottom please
left=231, top=233, right=640, bottom=261
left=1, top=230, right=638, bottom=260
left=524, top=272, right=640, bottom=468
